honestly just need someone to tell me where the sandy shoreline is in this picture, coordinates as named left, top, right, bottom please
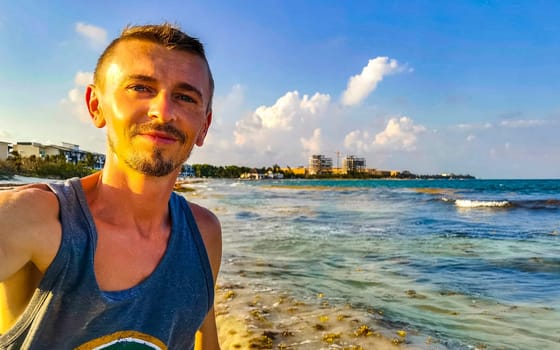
left=215, top=281, right=444, bottom=350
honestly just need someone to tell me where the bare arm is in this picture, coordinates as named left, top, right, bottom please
left=0, top=186, right=61, bottom=332
left=190, top=203, right=222, bottom=350
left=0, top=186, right=60, bottom=281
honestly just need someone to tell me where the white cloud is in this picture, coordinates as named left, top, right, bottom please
left=67, top=88, right=81, bottom=103
left=193, top=84, right=247, bottom=161
left=60, top=71, right=93, bottom=123
left=75, top=71, right=93, bottom=86
left=341, top=56, right=406, bottom=106
left=457, top=119, right=547, bottom=131
left=234, top=90, right=330, bottom=145
left=300, top=93, right=331, bottom=114
left=255, top=91, right=329, bottom=130
left=207, top=89, right=333, bottom=167
left=76, top=22, right=108, bottom=49
left=190, top=81, right=559, bottom=178
left=374, top=117, right=426, bottom=150
left=500, top=119, right=546, bottom=128
left=455, top=122, right=493, bottom=130
left=300, top=128, right=322, bottom=155
left=344, top=130, right=371, bottom=153
left=344, top=116, right=426, bottom=152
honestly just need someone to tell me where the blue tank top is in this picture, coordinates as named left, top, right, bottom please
left=0, top=178, right=214, bottom=349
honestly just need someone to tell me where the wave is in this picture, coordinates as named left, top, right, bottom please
left=445, top=198, right=560, bottom=209
left=455, top=199, right=511, bottom=208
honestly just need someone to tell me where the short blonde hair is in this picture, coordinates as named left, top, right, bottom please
left=93, top=23, right=214, bottom=112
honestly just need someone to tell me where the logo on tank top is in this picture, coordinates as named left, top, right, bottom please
left=75, top=330, right=167, bottom=350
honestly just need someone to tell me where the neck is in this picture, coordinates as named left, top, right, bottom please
left=82, top=162, right=180, bottom=237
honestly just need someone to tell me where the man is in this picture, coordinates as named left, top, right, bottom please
left=0, top=23, right=221, bottom=349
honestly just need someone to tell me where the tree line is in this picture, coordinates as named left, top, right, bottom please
left=0, top=155, right=287, bottom=180
left=191, top=164, right=286, bottom=178
left=1, top=155, right=475, bottom=181
left=0, top=152, right=94, bottom=180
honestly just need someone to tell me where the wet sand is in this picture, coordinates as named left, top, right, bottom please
left=215, top=282, right=444, bottom=350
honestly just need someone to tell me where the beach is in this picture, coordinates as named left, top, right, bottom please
left=185, top=178, right=560, bottom=350
left=214, top=282, right=416, bottom=350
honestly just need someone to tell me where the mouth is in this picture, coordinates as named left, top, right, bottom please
left=132, top=123, right=187, bottom=145
left=139, top=131, right=178, bottom=144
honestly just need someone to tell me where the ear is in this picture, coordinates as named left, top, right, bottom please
left=195, top=111, right=212, bottom=147
left=85, top=84, right=106, bottom=128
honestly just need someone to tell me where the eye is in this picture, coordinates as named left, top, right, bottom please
left=129, top=84, right=151, bottom=92
left=175, top=93, right=196, bottom=103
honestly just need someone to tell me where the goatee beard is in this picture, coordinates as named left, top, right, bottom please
left=109, top=122, right=189, bottom=177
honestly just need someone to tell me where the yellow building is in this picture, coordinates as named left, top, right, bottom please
left=331, top=167, right=345, bottom=175
left=281, top=167, right=307, bottom=176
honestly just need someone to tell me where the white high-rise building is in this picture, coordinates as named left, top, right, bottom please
left=308, top=154, right=333, bottom=175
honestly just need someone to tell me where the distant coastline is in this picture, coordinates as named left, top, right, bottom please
left=1, top=155, right=476, bottom=181
left=188, top=164, right=475, bottom=180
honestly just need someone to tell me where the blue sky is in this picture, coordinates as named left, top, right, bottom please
left=1, top=0, right=558, bottom=178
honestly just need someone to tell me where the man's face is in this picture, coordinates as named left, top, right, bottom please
left=90, top=39, right=212, bottom=177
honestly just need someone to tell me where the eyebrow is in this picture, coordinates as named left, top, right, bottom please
left=126, top=74, right=203, bottom=100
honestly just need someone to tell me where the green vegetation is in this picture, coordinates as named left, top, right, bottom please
left=192, top=164, right=252, bottom=178
left=191, top=164, right=474, bottom=179
left=0, top=156, right=474, bottom=181
left=0, top=152, right=95, bottom=180
left=192, top=164, right=266, bottom=178
left=191, top=164, right=301, bottom=178
left=0, top=160, right=16, bottom=180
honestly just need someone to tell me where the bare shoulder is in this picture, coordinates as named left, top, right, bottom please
left=187, top=202, right=222, bottom=278
left=0, top=184, right=59, bottom=227
left=0, top=184, right=61, bottom=277
left=187, top=202, right=221, bottom=236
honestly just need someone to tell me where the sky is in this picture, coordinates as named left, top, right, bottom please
left=0, top=1, right=559, bottom=179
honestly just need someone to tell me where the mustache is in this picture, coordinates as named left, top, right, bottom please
left=131, top=122, right=187, bottom=144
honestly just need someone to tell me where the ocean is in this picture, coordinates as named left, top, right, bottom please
left=188, top=179, right=560, bottom=349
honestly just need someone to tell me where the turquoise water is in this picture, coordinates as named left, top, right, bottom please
left=191, top=179, right=560, bottom=349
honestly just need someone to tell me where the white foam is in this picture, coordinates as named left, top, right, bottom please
left=455, top=199, right=510, bottom=208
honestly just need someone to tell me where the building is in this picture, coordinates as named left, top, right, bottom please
left=180, top=164, right=195, bottom=178
left=12, top=142, right=105, bottom=169
left=0, top=141, right=10, bottom=161
left=265, top=170, right=284, bottom=179
left=308, top=154, right=333, bottom=175
left=343, top=155, right=366, bottom=173
left=331, top=167, right=345, bottom=175
left=281, top=166, right=307, bottom=176
left=365, top=169, right=391, bottom=177
left=13, top=142, right=45, bottom=158
left=239, top=170, right=265, bottom=180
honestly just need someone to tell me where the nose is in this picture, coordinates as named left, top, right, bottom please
left=148, top=91, right=176, bottom=122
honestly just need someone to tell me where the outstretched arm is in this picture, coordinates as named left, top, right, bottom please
left=0, top=186, right=61, bottom=333
left=0, top=186, right=60, bottom=281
